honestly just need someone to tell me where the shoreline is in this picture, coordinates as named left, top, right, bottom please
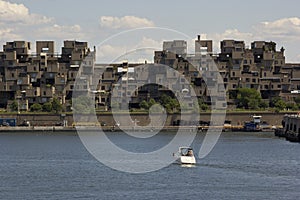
left=0, top=125, right=276, bottom=134
left=0, top=111, right=292, bottom=128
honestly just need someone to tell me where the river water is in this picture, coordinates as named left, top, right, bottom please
left=0, top=131, right=299, bottom=200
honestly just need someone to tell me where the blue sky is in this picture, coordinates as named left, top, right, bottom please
left=1, top=0, right=300, bottom=62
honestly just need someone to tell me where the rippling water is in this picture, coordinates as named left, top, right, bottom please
left=0, top=131, right=299, bottom=200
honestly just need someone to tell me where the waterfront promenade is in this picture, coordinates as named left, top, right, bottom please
left=0, top=111, right=293, bottom=128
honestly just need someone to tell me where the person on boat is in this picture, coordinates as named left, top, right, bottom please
left=187, top=150, right=193, bottom=156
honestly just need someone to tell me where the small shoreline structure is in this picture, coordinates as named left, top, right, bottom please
left=223, top=115, right=275, bottom=132
left=274, top=114, right=300, bottom=142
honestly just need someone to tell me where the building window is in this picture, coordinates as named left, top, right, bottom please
left=43, top=91, right=46, bottom=95
left=12, top=73, right=14, bottom=78
left=232, top=72, right=235, bottom=76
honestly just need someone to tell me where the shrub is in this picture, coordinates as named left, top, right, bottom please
left=30, top=103, right=42, bottom=112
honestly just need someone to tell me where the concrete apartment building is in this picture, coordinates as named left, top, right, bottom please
left=154, top=36, right=300, bottom=108
left=0, top=36, right=300, bottom=112
left=0, top=40, right=92, bottom=111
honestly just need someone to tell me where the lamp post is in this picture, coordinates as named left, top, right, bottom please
left=16, top=90, right=26, bottom=125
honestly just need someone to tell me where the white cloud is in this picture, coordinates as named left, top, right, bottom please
left=97, top=44, right=127, bottom=62
left=254, top=17, right=300, bottom=41
left=35, top=24, right=83, bottom=39
left=97, top=37, right=162, bottom=63
left=0, top=0, right=87, bottom=51
left=0, top=28, right=20, bottom=40
left=213, top=29, right=254, bottom=41
left=100, top=16, right=155, bottom=29
left=134, top=37, right=162, bottom=49
left=202, top=29, right=254, bottom=53
left=0, top=0, right=52, bottom=25
left=212, top=17, right=300, bottom=44
left=196, top=17, right=300, bottom=62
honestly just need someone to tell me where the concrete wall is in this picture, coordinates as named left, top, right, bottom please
left=0, top=112, right=293, bottom=127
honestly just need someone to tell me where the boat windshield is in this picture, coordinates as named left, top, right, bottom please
left=180, top=148, right=194, bottom=156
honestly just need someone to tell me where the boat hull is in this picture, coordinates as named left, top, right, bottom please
left=179, top=156, right=196, bottom=164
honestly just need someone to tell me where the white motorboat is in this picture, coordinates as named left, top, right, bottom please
left=173, top=147, right=196, bottom=164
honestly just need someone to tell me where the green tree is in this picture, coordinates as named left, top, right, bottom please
left=294, top=96, right=300, bottom=104
left=259, top=101, right=268, bottom=110
left=274, top=99, right=286, bottom=111
left=52, top=98, right=62, bottom=113
left=30, top=103, right=42, bottom=112
left=270, top=97, right=281, bottom=108
left=160, top=94, right=171, bottom=106
left=43, top=102, right=53, bottom=112
left=10, top=100, right=18, bottom=112
left=249, top=98, right=259, bottom=110
left=72, top=96, right=93, bottom=113
left=148, top=98, right=156, bottom=108
left=169, top=98, right=180, bottom=111
left=286, top=102, right=298, bottom=111
left=159, top=94, right=180, bottom=113
left=236, top=88, right=262, bottom=109
left=294, top=96, right=300, bottom=109
left=198, top=98, right=209, bottom=111
left=200, top=103, right=209, bottom=111
left=139, top=100, right=149, bottom=110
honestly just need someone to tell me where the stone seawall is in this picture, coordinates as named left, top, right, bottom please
left=0, top=112, right=294, bottom=127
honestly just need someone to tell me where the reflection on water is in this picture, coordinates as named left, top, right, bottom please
left=180, top=164, right=196, bottom=168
